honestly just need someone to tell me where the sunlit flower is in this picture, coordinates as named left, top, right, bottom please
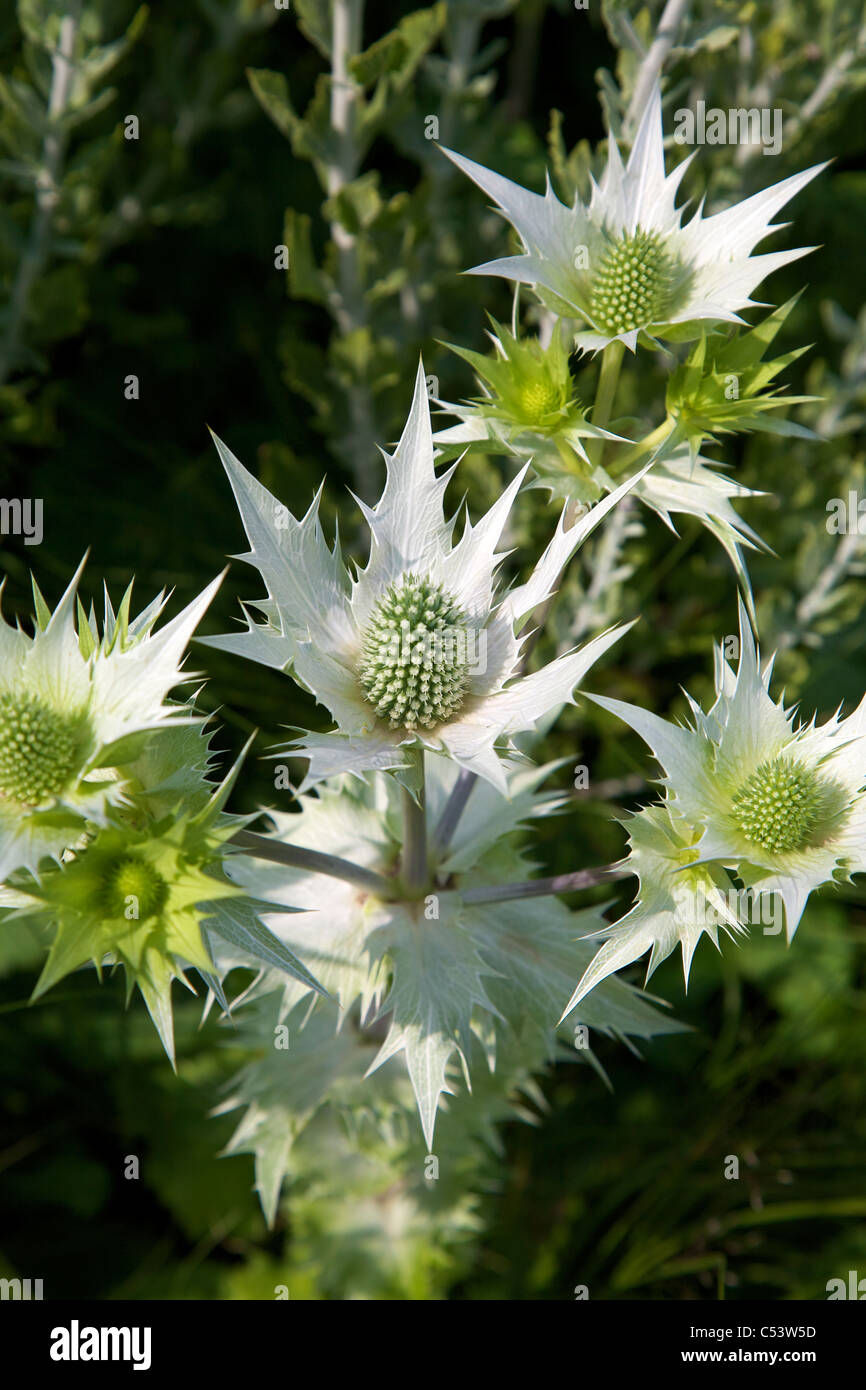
left=434, top=322, right=767, bottom=586
left=442, top=87, right=824, bottom=352
left=560, top=802, right=748, bottom=1019
left=9, top=731, right=320, bottom=1061
left=203, top=362, right=645, bottom=794
left=568, top=600, right=866, bottom=1010
left=433, top=319, right=624, bottom=504
left=0, top=562, right=222, bottom=881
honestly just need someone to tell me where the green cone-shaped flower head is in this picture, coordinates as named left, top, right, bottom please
left=0, top=691, right=90, bottom=804
left=202, top=362, right=646, bottom=795
left=0, top=562, right=222, bottom=883
left=22, top=810, right=240, bottom=1061
left=590, top=227, right=686, bottom=338
left=433, top=322, right=623, bottom=499
left=359, top=573, right=471, bottom=730
left=585, top=598, right=866, bottom=950
left=441, top=85, right=825, bottom=353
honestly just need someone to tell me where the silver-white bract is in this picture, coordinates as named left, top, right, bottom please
left=0, top=561, right=223, bottom=880
left=203, top=361, right=647, bottom=794
left=442, top=86, right=825, bottom=352
left=565, top=599, right=866, bottom=1011
left=216, top=754, right=685, bottom=1155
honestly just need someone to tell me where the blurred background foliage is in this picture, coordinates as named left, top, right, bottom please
left=1, top=0, right=866, bottom=1299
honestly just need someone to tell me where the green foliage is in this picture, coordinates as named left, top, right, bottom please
left=2, top=0, right=866, bottom=1304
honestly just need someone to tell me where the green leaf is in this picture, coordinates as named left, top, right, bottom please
left=246, top=67, right=301, bottom=144
left=322, top=171, right=382, bottom=235
left=247, top=68, right=338, bottom=169
left=294, top=0, right=332, bottom=59
left=349, top=5, right=446, bottom=90
left=282, top=207, right=328, bottom=305
left=201, top=895, right=327, bottom=999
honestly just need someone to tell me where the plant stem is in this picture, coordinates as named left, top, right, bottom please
left=588, top=338, right=625, bottom=466
left=401, top=781, right=429, bottom=895
left=455, top=864, right=630, bottom=906
left=229, top=829, right=394, bottom=897
left=522, top=340, right=626, bottom=660
left=433, top=349, right=628, bottom=831
left=625, top=0, right=690, bottom=135
left=434, top=343, right=629, bottom=855
left=0, top=12, right=78, bottom=389
left=606, top=418, right=677, bottom=475
left=325, top=0, right=377, bottom=497
left=431, top=768, right=477, bottom=857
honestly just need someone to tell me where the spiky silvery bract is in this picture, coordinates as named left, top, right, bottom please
left=0, top=563, right=223, bottom=883
left=213, top=755, right=684, bottom=1164
left=563, top=600, right=866, bottom=1013
left=441, top=86, right=825, bottom=352
left=202, top=361, right=647, bottom=795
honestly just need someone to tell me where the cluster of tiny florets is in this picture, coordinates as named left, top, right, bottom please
left=590, top=228, right=673, bottom=335
left=103, top=856, right=169, bottom=919
left=513, top=377, right=563, bottom=422
left=0, top=691, right=84, bottom=805
left=359, top=574, right=471, bottom=731
left=731, top=756, right=825, bottom=854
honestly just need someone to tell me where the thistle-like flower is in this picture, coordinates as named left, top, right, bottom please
left=433, top=322, right=767, bottom=587
left=433, top=320, right=624, bottom=504
left=561, top=802, right=748, bottom=1019
left=16, top=808, right=237, bottom=1063
left=441, top=87, right=824, bottom=352
left=0, top=562, right=222, bottom=881
left=566, top=601, right=866, bottom=1007
left=203, top=361, right=644, bottom=794
left=9, top=738, right=318, bottom=1062
left=665, top=298, right=818, bottom=457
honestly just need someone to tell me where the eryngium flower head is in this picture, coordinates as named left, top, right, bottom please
left=433, top=324, right=767, bottom=589
left=560, top=802, right=749, bottom=1019
left=585, top=598, right=866, bottom=945
left=10, top=735, right=315, bottom=1062
left=665, top=298, right=818, bottom=456
left=202, top=361, right=646, bottom=794
left=0, top=563, right=222, bottom=881
left=433, top=320, right=626, bottom=504
left=441, top=86, right=825, bottom=352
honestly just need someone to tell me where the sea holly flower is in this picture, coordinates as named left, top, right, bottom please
left=0, top=561, right=223, bottom=882
left=10, top=744, right=321, bottom=1062
left=665, top=298, right=818, bottom=458
left=441, top=86, right=825, bottom=352
left=433, top=320, right=625, bottom=504
left=202, top=361, right=646, bottom=794
left=561, top=803, right=748, bottom=1019
left=216, top=755, right=684, bottom=1152
left=433, top=322, right=767, bottom=588
left=578, top=600, right=866, bottom=976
